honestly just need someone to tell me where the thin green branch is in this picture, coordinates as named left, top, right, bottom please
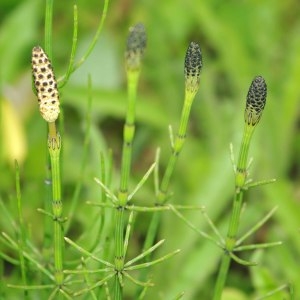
left=234, top=241, right=282, bottom=252
left=255, top=283, right=294, bottom=300
left=123, top=271, right=153, bottom=287
left=125, top=249, right=180, bottom=271
left=59, top=288, right=73, bottom=300
left=7, top=284, right=55, bottom=290
left=236, top=206, right=278, bottom=246
left=128, top=163, right=156, bottom=201
left=169, top=205, right=222, bottom=247
left=2, top=232, right=54, bottom=281
left=125, top=240, right=165, bottom=267
left=94, top=177, right=118, bottom=204
left=64, top=268, right=111, bottom=275
left=229, top=251, right=257, bottom=266
left=200, top=207, right=225, bottom=245
left=65, top=0, right=109, bottom=77
left=244, top=178, right=276, bottom=190
left=58, top=5, right=78, bottom=88
left=48, top=287, right=59, bottom=300
left=154, top=148, right=161, bottom=195
left=64, top=237, right=114, bottom=268
left=0, top=198, right=18, bottom=232
left=174, top=292, right=185, bottom=300
left=0, top=251, right=20, bottom=265
left=79, top=258, right=98, bottom=300
left=123, top=211, right=134, bottom=259
left=73, top=273, right=115, bottom=297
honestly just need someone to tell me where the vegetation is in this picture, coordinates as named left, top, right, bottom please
left=1, top=0, right=299, bottom=299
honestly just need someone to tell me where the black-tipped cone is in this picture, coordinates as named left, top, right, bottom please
left=184, top=42, right=202, bottom=94
left=125, top=23, right=147, bottom=71
left=244, top=76, right=267, bottom=126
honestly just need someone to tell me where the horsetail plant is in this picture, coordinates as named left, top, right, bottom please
left=115, top=22, right=147, bottom=299
left=2, top=1, right=113, bottom=298
left=158, top=41, right=202, bottom=203
left=141, top=42, right=202, bottom=280
left=63, top=23, right=181, bottom=298
left=119, top=22, right=147, bottom=205
left=213, top=76, right=280, bottom=299
left=32, top=46, right=64, bottom=286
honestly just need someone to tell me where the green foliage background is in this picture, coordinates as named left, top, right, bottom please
left=0, top=0, right=300, bottom=299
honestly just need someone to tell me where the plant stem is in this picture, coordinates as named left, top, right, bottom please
left=114, top=208, right=124, bottom=300
left=42, top=0, right=54, bottom=280
left=114, top=66, right=140, bottom=298
left=114, top=276, right=122, bottom=300
left=48, top=124, right=64, bottom=286
left=138, top=44, right=203, bottom=292
left=119, top=71, right=139, bottom=205
left=114, top=208, right=125, bottom=270
left=143, top=89, right=195, bottom=256
left=213, top=124, right=255, bottom=300
left=158, top=93, right=194, bottom=202
left=44, top=0, right=53, bottom=58
left=138, top=89, right=197, bottom=295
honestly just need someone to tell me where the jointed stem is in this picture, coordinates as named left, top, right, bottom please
left=114, top=208, right=125, bottom=271
left=213, top=124, right=255, bottom=300
left=48, top=125, right=64, bottom=285
left=143, top=90, right=196, bottom=260
left=119, top=71, right=139, bottom=204
left=158, top=94, right=193, bottom=202
left=42, top=0, right=54, bottom=277
left=235, top=125, right=255, bottom=190
left=115, top=65, right=140, bottom=297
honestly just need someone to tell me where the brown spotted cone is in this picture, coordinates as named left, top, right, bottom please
left=32, top=46, right=60, bottom=123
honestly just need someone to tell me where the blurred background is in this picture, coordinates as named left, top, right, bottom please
left=0, top=0, right=300, bottom=299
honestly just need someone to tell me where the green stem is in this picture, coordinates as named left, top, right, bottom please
left=42, top=0, right=54, bottom=280
left=138, top=92, right=195, bottom=295
left=48, top=130, right=64, bottom=285
left=213, top=253, right=231, bottom=300
left=143, top=92, right=195, bottom=254
left=44, top=0, right=53, bottom=58
left=213, top=124, right=256, bottom=300
left=114, top=276, right=122, bottom=300
left=142, top=211, right=161, bottom=254
left=114, top=68, right=140, bottom=298
left=42, top=0, right=54, bottom=261
left=114, top=208, right=125, bottom=270
left=42, top=154, right=53, bottom=281
left=158, top=94, right=193, bottom=203
left=114, top=209, right=125, bottom=299
left=119, top=70, right=139, bottom=205
left=235, top=125, right=255, bottom=190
